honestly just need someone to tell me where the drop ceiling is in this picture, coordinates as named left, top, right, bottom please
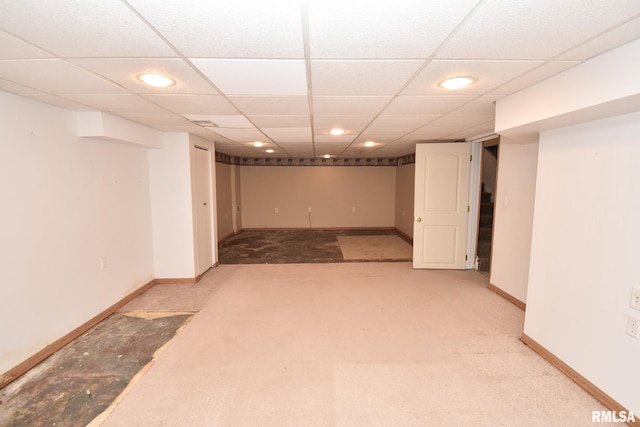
left=1, top=0, right=639, bottom=159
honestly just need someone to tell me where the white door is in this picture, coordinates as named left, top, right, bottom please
left=194, top=146, right=213, bottom=275
left=413, top=143, right=471, bottom=269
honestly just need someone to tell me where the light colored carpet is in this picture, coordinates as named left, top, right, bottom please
left=97, top=263, right=611, bottom=426
left=337, top=235, right=412, bottom=260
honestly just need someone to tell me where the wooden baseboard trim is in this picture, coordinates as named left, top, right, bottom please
left=0, top=278, right=157, bottom=390
left=394, top=228, right=413, bottom=244
left=521, top=334, right=638, bottom=427
left=487, top=283, right=526, bottom=311
left=240, top=227, right=398, bottom=232
left=154, top=277, right=199, bottom=284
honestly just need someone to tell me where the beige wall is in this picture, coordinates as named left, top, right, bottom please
left=394, top=163, right=415, bottom=238
left=240, top=166, right=396, bottom=228
left=215, top=161, right=235, bottom=241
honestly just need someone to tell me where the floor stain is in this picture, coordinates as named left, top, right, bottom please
left=0, top=313, right=191, bottom=427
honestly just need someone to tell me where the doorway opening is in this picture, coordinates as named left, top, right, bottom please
left=477, top=138, right=499, bottom=275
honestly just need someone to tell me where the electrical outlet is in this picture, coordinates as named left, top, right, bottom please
left=631, top=287, right=640, bottom=311
left=100, top=256, right=108, bottom=269
left=274, top=207, right=279, bottom=214
left=627, top=316, right=640, bottom=339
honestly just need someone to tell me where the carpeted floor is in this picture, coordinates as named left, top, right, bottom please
left=218, top=229, right=412, bottom=264
left=97, top=263, right=614, bottom=426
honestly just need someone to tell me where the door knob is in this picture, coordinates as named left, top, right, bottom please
left=416, top=217, right=422, bottom=222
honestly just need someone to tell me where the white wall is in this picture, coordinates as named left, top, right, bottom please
left=240, top=166, right=396, bottom=229
left=0, top=91, right=155, bottom=373
left=147, top=133, right=196, bottom=279
left=489, top=138, right=538, bottom=303
left=524, top=112, right=640, bottom=414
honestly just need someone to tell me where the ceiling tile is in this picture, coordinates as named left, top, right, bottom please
left=191, top=59, right=307, bottom=96
left=307, top=0, right=479, bottom=59
left=428, top=114, right=494, bottom=128
left=183, top=115, right=254, bottom=129
left=126, top=0, right=304, bottom=58
left=0, top=78, right=39, bottom=94
left=61, top=94, right=168, bottom=113
left=402, top=60, right=544, bottom=95
left=248, top=116, right=311, bottom=128
left=0, top=0, right=176, bottom=57
left=70, top=58, right=218, bottom=94
left=0, top=59, right=127, bottom=93
left=209, top=128, right=266, bottom=142
left=368, top=115, right=441, bottom=130
left=23, top=94, right=94, bottom=111
left=313, top=135, right=355, bottom=144
left=490, top=61, right=579, bottom=95
left=229, top=96, right=310, bottom=115
left=311, top=60, right=424, bottom=96
left=261, top=128, right=312, bottom=142
left=450, top=95, right=501, bottom=115
left=0, top=30, right=53, bottom=59
left=557, top=16, right=640, bottom=60
left=384, top=95, right=476, bottom=115
left=313, top=96, right=392, bottom=115
left=354, top=133, right=403, bottom=143
left=142, top=94, right=238, bottom=115
left=114, top=112, right=193, bottom=130
left=447, top=121, right=496, bottom=140
left=436, top=0, right=640, bottom=60
left=313, top=115, right=374, bottom=130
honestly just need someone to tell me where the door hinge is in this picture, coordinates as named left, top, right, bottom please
left=467, top=205, right=470, bottom=213
left=465, top=254, right=468, bottom=261
left=470, top=154, right=473, bottom=161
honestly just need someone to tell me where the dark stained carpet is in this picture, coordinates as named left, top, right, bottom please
left=218, top=229, right=409, bottom=264
left=0, top=313, right=191, bottom=427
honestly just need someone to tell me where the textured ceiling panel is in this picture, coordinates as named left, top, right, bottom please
left=126, top=0, right=304, bottom=58
left=311, top=60, right=424, bottom=96
left=307, top=0, right=480, bottom=59
left=70, top=58, right=219, bottom=94
left=0, top=60, right=126, bottom=93
left=191, top=59, right=307, bottom=95
left=142, top=95, right=238, bottom=115
left=313, top=96, right=392, bottom=115
left=0, top=0, right=637, bottom=158
left=435, top=0, right=640, bottom=60
left=0, top=0, right=176, bottom=57
left=402, top=60, right=544, bottom=95
left=0, top=31, right=53, bottom=59
left=229, top=96, right=310, bottom=116
left=61, top=94, right=168, bottom=114
left=248, top=116, right=311, bottom=128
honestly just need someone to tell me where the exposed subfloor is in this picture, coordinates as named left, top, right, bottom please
left=0, top=313, right=192, bottom=427
left=218, top=229, right=411, bottom=264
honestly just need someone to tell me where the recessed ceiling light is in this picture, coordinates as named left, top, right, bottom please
left=137, top=73, right=176, bottom=88
left=266, top=149, right=274, bottom=153
left=323, top=154, right=331, bottom=159
left=364, top=141, right=376, bottom=147
left=329, top=128, right=346, bottom=136
left=438, top=76, right=476, bottom=90
left=253, top=141, right=264, bottom=147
